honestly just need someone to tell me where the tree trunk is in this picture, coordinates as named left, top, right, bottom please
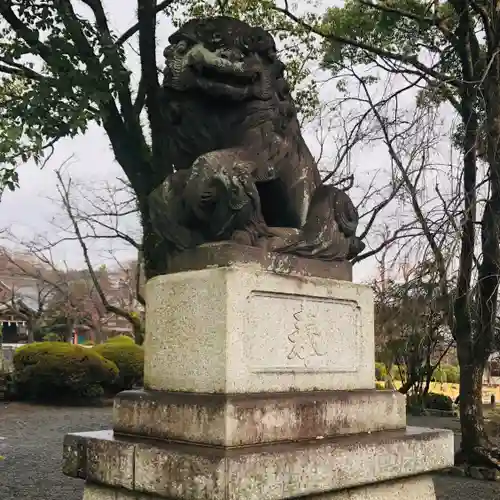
left=0, top=325, right=3, bottom=373
left=457, top=360, right=487, bottom=454
left=93, top=326, right=103, bottom=345
left=423, top=369, right=432, bottom=397
left=27, top=319, right=35, bottom=343
left=132, top=321, right=145, bottom=346
left=140, top=200, right=172, bottom=280
left=398, top=376, right=417, bottom=395
left=455, top=59, right=500, bottom=470
left=65, top=319, right=75, bottom=343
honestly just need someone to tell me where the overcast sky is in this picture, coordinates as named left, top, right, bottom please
left=0, top=0, right=406, bottom=284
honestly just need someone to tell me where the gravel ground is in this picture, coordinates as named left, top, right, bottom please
left=0, top=402, right=499, bottom=500
left=0, top=402, right=111, bottom=500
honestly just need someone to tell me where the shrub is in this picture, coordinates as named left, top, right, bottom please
left=13, top=342, right=118, bottom=402
left=424, top=392, right=454, bottom=411
left=3, top=372, right=18, bottom=401
left=42, top=332, right=63, bottom=342
left=432, top=367, right=447, bottom=383
left=106, top=335, right=135, bottom=345
left=390, top=365, right=406, bottom=381
left=375, top=362, right=388, bottom=381
left=431, top=365, right=460, bottom=384
left=442, top=365, right=460, bottom=384
left=94, top=339, right=144, bottom=391
left=375, top=381, right=386, bottom=390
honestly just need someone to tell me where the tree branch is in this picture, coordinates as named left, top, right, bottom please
left=273, top=3, right=461, bottom=87
left=355, top=73, right=448, bottom=288
left=0, top=3, right=55, bottom=64
left=115, top=0, right=176, bottom=47
left=0, top=56, right=47, bottom=81
left=55, top=170, right=144, bottom=344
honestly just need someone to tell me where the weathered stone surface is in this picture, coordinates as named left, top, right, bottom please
left=168, top=242, right=353, bottom=280
left=62, top=433, right=87, bottom=479
left=149, top=17, right=365, bottom=270
left=63, top=430, right=135, bottom=489
left=113, top=389, right=406, bottom=446
left=309, top=475, right=437, bottom=499
left=144, top=266, right=374, bottom=393
left=82, top=484, right=151, bottom=499
left=64, top=426, right=454, bottom=500
left=81, top=475, right=436, bottom=500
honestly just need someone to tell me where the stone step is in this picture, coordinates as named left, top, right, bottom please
left=81, top=475, right=438, bottom=500
left=63, top=426, right=454, bottom=500
left=113, top=388, right=406, bottom=446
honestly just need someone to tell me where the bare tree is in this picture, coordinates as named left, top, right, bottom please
left=0, top=246, right=80, bottom=342
left=53, top=169, right=144, bottom=344
left=374, top=258, right=453, bottom=397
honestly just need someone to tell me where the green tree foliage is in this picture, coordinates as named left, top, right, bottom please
left=0, top=0, right=323, bottom=277
left=0, top=1, right=321, bottom=193
left=319, top=0, right=473, bottom=144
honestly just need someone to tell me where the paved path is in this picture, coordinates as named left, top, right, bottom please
left=0, top=402, right=499, bottom=499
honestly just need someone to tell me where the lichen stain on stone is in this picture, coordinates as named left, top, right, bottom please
left=267, top=254, right=294, bottom=276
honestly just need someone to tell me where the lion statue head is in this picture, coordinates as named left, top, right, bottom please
left=161, top=16, right=297, bottom=172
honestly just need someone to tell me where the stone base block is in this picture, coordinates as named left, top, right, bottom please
left=167, top=242, right=353, bottom=281
left=64, top=427, right=453, bottom=500
left=81, top=474, right=437, bottom=499
left=113, top=389, right=406, bottom=446
left=145, top=264, right=374, bottom=393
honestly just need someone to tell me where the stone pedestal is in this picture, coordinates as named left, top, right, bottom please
left=63, top=244, right=454, bottom=499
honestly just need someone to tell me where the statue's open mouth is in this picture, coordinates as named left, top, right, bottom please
left=189, top=60, right=259, bottom=88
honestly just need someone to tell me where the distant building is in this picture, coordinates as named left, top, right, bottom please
left=483, top=354, right=500, bottom=386
left=0, top=280, right=40, bottom=343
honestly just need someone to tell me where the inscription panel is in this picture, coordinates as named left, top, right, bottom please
left=246, top=291, right=361, bottom=373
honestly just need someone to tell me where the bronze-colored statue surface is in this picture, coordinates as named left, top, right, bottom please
left=149, top=16, right=365, bottom=261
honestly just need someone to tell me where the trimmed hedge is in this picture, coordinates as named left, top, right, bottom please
left=424, top=392, right=454, bottom=411
left=13, top=342, right=118, bottom=402
left=106, top=335, right=135, bottom=345
left=94, top=338, right=144, bottom=391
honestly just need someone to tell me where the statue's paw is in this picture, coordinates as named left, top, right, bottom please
left=346, top=236, right=365, bottom=259
left=231, top=230, right=254, bottom=246
left=267, top=227, right=301, bottom=240
left=257, top=230, right=302, bottom=253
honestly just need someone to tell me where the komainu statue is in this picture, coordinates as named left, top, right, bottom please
left=149, top=16, right=365, bottom=261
